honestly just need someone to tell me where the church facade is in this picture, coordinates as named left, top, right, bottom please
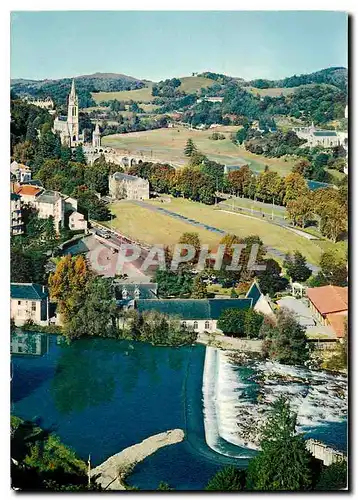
left=53, top=79, right=84, bottom=148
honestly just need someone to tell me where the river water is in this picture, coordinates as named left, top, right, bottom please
left=11, top=331, right=347, bottom=490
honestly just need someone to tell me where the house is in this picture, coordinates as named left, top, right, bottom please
left=10, top=193, right=24, bottom=235
left=10, top=161, right=32, bottom=183
left=10, top=283, right=50, bottom=327
left=69, top=211, right=88, bottom=231
left=13, top=183, right=42, bottom=204
left=109, top=172, right=150, bottom=201
left=306, top=285, right=348, bottom=338
left=136, top=298, right=253, bottom=333
left=34, top=190, right=65, bottom=233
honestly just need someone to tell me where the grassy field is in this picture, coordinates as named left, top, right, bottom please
left=105, top=201, right=220, bottom=248
left=91, top=85, right=154, bottom=104
left=247, top=86, right=298, bottom=97
left=144, top=198, right=323, bottom=264
left=178, top=76, right=216, bottom=93
left=91, top=76, right=215, bottom=104
left=102, top=125, right=296, bottom=174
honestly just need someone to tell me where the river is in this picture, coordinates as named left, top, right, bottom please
left=11, top=331, right=347, bottom=490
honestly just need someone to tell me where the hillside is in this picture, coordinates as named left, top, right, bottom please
left=178, top=76, right=216, bottom=93
left=248, top=66, right=347, bottom=92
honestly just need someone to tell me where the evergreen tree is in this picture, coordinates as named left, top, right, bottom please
left=315, top=460, right=347, bottom=490
left=191, top=274, right=207, bottom=298
left=284, top=251, right=312, bottom=282
left=246, top=397, right=313, bottom=491
left=184, top=138, right=197, bottom=157
left=206, top=466, right=246, bottom=491
left=264, top=308, right=308, bottom=365
left=74, top=145, right=86, bottom=164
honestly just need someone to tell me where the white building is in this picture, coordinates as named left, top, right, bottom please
left=293, top=123, right=348, bottom=148
left=10, top=161, right=32, bottom=183
left=69, top=211, right=88, bottom=231
left=34, top=190, right=65, bottom=233
left=10, top=283, right=50, bottom=327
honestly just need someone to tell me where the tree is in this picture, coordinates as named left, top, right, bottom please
left=184, top=138, right=197, bottom=157
left=315, top=460, right=347, bottom=490
left=244, top=309, right=264, bottom=338
left=64, top=277, right=117, bottom=339
left=191, top=274, right=207, bottom=298
left=74, top=145, right=86, bottom=164
left=286, top=195, right=313, bottom=227
left=263, top=308, right=308, bottom=365
left=283, top=172, right=308, bottom=205
left=320, top=251, right=347, bottom=286
left=48, top=255, right=92, bottom=326
left=178, top=232, right=201, bottom=265
left=217, top=308, right=246, bottom=337
left=246, top=397, right=313, bottom=491
left=284, top=251, right=312, bottom=282
left=206, top=466, right=246, bottom=491
left=154, top=269, right=193, bottom=298
left=258, top=259, right=288, bottom=296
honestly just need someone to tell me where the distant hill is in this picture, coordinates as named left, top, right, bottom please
left=248, top=67, right=347, bottom=92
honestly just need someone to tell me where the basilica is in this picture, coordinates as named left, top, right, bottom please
left=53, top=79, right=101, bottom=149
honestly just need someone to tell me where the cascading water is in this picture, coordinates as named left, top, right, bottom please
left=202, top=347, right=347, bottom=457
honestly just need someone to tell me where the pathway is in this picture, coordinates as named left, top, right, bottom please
left=90, top=429, right=184, bottom=490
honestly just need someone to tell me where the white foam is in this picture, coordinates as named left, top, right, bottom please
left=202, top=347, right=347, bottom=456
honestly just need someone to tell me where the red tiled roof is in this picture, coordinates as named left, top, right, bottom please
left=326, top=313, right=347, bottom=338
left=306, top=285, right=348, bottom=315
left=14, top=184, right=41, bottom=197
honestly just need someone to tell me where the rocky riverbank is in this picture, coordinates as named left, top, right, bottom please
left=90, top=429, right=185, bottom=490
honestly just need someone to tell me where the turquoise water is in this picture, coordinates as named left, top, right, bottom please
left=11, top=332, right=245, bottom=490
left=11, top=331, right=347, bottom=490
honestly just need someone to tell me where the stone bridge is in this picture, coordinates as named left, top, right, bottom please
left=84, top=146, right=179, bottom=169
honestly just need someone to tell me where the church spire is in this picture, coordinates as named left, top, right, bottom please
left=70, top=78, right=76, bottom=97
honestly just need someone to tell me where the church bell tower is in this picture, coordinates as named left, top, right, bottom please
left=67, top=79, right=79, bottom=146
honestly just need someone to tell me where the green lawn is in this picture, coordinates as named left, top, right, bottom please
left=102, top=125, right=296, bottom=174
left=105, top=201, right=220, bottom=248
left=146, top=198, right=324, bottom=265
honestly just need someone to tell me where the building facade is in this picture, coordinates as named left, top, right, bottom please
left=10, top=161, right=32, bottom=183
left=11, top=283, right=50, bottom=327
left=69, top=211, right=88, bottom=231
left=10, top=193, right=24, bottom=235
left=109, top=172, right=150, bottom=200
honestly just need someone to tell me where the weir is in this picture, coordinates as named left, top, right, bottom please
left=202, top=347, right=347, bottom=459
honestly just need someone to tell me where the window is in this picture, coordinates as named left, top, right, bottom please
left=31, top=302, right=36, bottom=312
left=205, top=321, right=210, bottom=330
left=17, top=301, right=21, bottom=306
left=182, top=321, right=187, bottom=328
left=193, top=321, right=198, bottom=330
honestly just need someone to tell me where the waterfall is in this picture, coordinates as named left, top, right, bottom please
left=202, top=347, right=347, bottom=457
left=202, top=347, right=258, bottom=457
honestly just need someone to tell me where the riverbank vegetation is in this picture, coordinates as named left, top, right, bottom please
left=11, top=416, right=94, bottom=491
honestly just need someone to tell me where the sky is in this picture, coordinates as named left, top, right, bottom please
left=10, top=11, right=348, bottom=81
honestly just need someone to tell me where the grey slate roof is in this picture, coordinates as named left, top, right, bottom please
left=116, top=283, right=158, bottom=300
left=313, top=131, right=337, bottom=137
left=113, top=172, right=146, bottom=182
left=36, top=190, right=61, bottom=204
left=136, top=298, right=253, bottom=320
left=11, top=283, right=48, bottom=300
